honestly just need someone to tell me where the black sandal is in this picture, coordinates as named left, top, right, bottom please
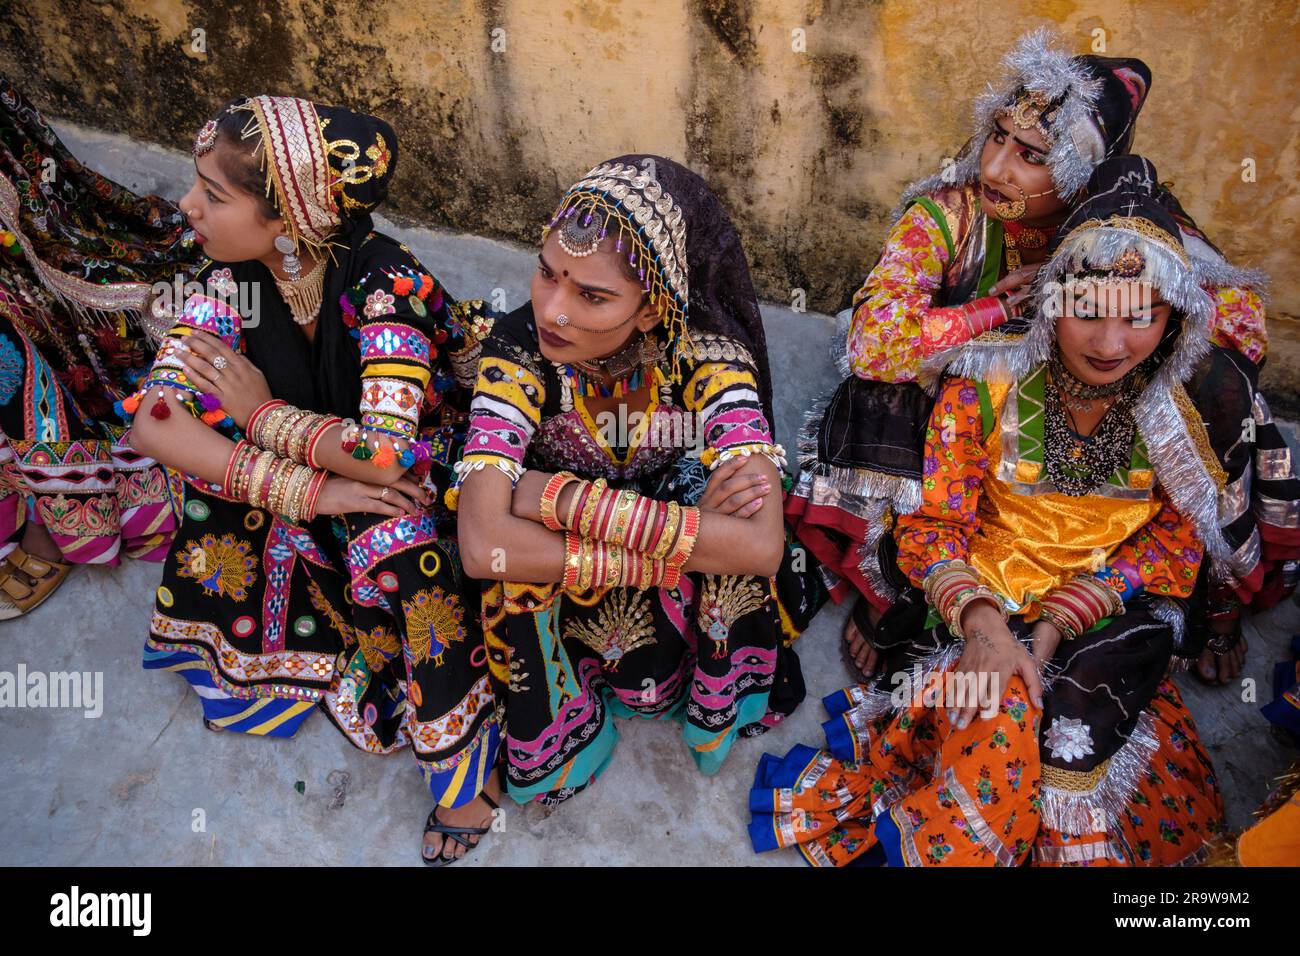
left=421, top=791, right=500, bottom=866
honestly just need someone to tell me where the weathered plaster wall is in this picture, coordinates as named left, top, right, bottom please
left=2, top=0, right=1297, bottom=405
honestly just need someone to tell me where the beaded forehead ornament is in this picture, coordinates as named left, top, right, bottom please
left=543, top=161, right=692, bottom=382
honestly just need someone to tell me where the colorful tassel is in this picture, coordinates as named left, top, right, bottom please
left=372, top=444, right=396, bottom=469
left=150, top=396, right=171, bottom=419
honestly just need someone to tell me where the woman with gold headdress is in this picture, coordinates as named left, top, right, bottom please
left=452, top=155, right=825, bottom=807
left=749, top=155, right=1234, bottom=867
left=126, top=96, right=502, bottom=865
left=785, top=29, right=1291, bottom=691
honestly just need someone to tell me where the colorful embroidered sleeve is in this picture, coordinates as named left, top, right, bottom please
left=120, top=280, right=243, bottom=432
left=1208, top=285, right=1267, bottom=365
left=1090, top=494, right=1204, bottom=602
left=847, top=203, right=1005, bottom=384
left=346, top=267, right=443, bottom=457
left=450, top=327, right=545, bottom=498
left=895, top=376, right=991, bottom=585
left=682, top=335, right=786, bottom=473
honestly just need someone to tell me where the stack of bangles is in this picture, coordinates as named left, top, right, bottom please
left=247, top=399, right=342, bottom=469
left=224, top=439, right=328, bottom=524
left=542, top=471, right=701, bottom=591
left=955, top=295, right=1015, bottom=339
left=1037, top=574, right=1125, bottom=641
left=923, top=559, right=1008, bottom=640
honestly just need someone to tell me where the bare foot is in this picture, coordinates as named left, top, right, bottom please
left=1197, top=633, right=1248, bottom=686
left=842, top=603, right=881, bottom=681
left=20, top=522, right=63, bottom=564
left=422, top=767, right=502, bottom=863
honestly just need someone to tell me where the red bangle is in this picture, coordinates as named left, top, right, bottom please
left=964, top=296, right=1009, bottom=337
left=246, top=399, right=286, bottom=438
left=223, top=440, right=249, bottom=495
left=593, top=488, right=616, bottom=540
left=562, top=531, right=582, bottom=589
left=303, top=469, right=328, bottom=520
left=645, top=500, right=668, bottom=553
left=628, top=497, right=650, bottom=551
left=540, top=472, right=580, bottom=531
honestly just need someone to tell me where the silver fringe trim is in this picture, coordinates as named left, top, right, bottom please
left=1134, top=384, right=1232, bottom=562
left=831, top=307, right=852, bottom=378
left=843, top=641, right=966, bottom=730
left=1033, top=228, right=1217, bottom=391
left=1039, top=708, right=1160, bottom=836
left=924, top=333, right=1034, bottom=386
left=1147, top=596, right=1187, bottom=652
left=893, top=28, right=1104, bottom=216
left=857, top=511, right=900, bottom=603
left=793, top=385, right=924, bottom=515
left=797, top=463, right=922, bottom=516
left=1181, top=230, right=1270, bottom=298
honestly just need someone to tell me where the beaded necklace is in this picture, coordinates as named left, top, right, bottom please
left=1043, top=364, right=1141, bottom=496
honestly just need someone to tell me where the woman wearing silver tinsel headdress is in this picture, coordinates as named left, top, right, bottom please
left=784, top=28, right=1288, bottom=691
left=748, top=154, right=1251, bottom=867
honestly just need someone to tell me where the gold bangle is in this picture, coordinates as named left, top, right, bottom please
left=577, top=479, right=606, bottom=538
left=608, top=489, right=637, bottom=547
left=248, top=450, right=274, bottom=509
left=563, top=479, right=591, bottom=530
left=651, top=501, right=681, bottom=561
left=268, top=458, right=293, bottom=514
left=577, top=537, right=597, bottom=591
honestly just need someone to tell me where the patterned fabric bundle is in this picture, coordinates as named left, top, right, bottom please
left=0, top=76, right=194, bottom=571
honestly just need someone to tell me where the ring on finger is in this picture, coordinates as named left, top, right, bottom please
left=380, top=488, right=389, bottom=500
left=213, top=355, right=229, bottom=371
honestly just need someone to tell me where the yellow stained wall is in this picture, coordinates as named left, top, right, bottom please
left=3, top=0, right=1297, bottom=401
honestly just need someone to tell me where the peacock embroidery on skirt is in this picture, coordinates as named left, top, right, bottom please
left=174, top=532, right=257, bottom=602
left=402, top=587, right=466, bottom=667
left=698, top=576, right=770, bottom=658
left=564, top=589, right=656, bottom=671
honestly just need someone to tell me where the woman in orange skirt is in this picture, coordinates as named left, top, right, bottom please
left=749, top=155, right=1233, bottom=866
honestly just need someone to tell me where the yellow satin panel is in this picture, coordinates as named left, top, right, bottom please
left=968, top=384, right=1161, bottom=610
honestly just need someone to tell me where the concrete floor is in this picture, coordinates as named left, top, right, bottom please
left=0, top=122, right=1296, bottom=866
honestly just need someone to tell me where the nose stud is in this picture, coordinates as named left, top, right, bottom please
left=555, top=314, right=570, bottom=327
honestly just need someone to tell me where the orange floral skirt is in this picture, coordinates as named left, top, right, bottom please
left=748, top=672, right=1224, bottom=866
